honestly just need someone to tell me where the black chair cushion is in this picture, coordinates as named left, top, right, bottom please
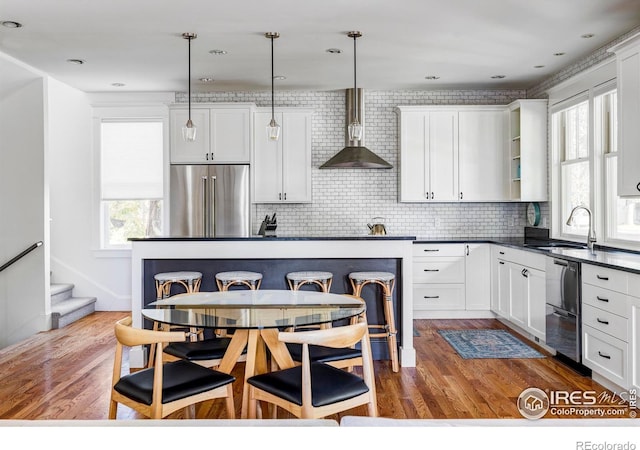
left=247, top=362, right=369, bottom=407
left=286, top=343, right=362, bottom=364
left=163, top=337, right=243, bottom=361
left=114, top=360, right=235, bottom=405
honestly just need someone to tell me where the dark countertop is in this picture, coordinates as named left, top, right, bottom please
left=130, top=235, right=417, bottom=241
left=415, top=237, right=640, bottom=275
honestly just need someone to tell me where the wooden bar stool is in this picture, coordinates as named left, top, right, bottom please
left=154, top=271, right=202, bottom=299
left=286, top=271, right=333, bottom=292
left=215, top=271, right=263, bottom=291
left=348, top=271, right=398, bottom=372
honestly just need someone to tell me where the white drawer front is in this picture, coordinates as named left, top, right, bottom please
left=628, top=272, right=640, bottom=298
left=583, top=264, right=628, bottom=293
left=414, top=284, right=465, bottom=310
left=413, top=258, right=465, bottom=283
left=582, top=283, right=629, bottom=317
left=413, top=244, right=465, bottom=257
left=582, top=304, right=628, bottom=342
left=583, top=326, right=627, bottom=387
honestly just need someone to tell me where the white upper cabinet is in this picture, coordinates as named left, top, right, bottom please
left=170, top=104, right=254, bottom=164
left=397, top=107, right=458, bottom=202
left=458, top=108, right=509, bottom=201
left=507, top=99, right=548, bottom=201
left=253, top=109, right=312, bottom=203
left=609, top=33, right=640, bottom=197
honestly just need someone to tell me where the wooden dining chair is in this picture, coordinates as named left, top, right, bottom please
left=109, top=316, right=236, bottom=419
left=247, top=319, right=378, bottom=420
left=284, top=294, right=365, bottom=371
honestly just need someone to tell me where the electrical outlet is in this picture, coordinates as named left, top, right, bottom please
left=434, top=217, right=441, bottom=228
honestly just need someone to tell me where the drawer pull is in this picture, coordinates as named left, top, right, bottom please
left=423, top=269, right=440, bottom=272
left=423, top=249, right=439, bottom=252
left=499, top=251, right=505, bottom=255
left=597, top=351, right=611, bottom=360
left=499, top=261, right=505, bottom=265
left=596, top=275, right=609, bottom=281
left=423, top=295, right=440, bottom=299
left=596, top=318, right=609, bottom=325
left=596, top=296, right=609, bottom=303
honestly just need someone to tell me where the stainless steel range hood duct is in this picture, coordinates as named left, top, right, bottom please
left=320, top=88, right=392, bottom=169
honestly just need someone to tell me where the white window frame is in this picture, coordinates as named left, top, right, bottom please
left=91, top=105, right=170, bottom=257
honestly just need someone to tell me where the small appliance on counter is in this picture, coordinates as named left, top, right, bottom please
left=258, top=213, right=277, bottom=237
left=367, top=217, right=387, bottom=236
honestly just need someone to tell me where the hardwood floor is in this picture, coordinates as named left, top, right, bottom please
left=0, top=311, right=620, bottom=421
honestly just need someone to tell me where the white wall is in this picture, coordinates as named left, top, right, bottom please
left=0, top=55, right=49, bottom=348
left=47, top=80, right=132, bottom=311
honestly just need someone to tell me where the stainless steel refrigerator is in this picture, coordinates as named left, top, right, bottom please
left=170, top=164, right=250, bottom=237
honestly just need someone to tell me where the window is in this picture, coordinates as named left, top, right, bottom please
left=100, top=120, right=164, bottom=249
left=552, top=98, right=590, bottom=237
left=599, top=90, right=640, bottom=243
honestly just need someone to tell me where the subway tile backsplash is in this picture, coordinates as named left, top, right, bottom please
left=176, top=89, right=550, bottom=238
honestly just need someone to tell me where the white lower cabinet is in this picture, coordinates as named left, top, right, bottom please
left=490, top=245, right=546, bottom=341
left=581, top=263, right=631, bottom=389
left=628, top=273, right=640, bottom=390
left=413, top=243, right=491, bottom=318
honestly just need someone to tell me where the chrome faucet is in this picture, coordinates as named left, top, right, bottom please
left=566, top=205, right=596, bottom=252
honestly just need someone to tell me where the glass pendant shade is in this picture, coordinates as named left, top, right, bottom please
left=267, top=118, right=281, bottom=141
left=182, top=119, right=197, bottom=142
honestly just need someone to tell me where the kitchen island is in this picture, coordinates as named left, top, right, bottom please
left=129, top=236, right=416, bottom=369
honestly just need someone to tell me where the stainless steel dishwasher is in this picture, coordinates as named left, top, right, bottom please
left=545, top=257, right=583, bottom=366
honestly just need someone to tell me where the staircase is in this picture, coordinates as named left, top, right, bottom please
left=50, top=283, right=97, bottom=329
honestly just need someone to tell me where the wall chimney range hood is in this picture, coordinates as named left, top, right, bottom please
left=320, top=88, right=392, bottom=169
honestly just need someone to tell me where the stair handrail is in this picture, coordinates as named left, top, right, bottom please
left=0, top=241, right=43, bottom=273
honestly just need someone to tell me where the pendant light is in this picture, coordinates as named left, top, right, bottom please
left=182, top=32, right=197, bottom=142
left=347, top=31, right=363, bottom=142
left=265, top=32, right=281, bottom=141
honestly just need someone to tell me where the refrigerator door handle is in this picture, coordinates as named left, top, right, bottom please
left=210, top=176, right=217, bottom=237
left=202, top=176, right=209, bottom=236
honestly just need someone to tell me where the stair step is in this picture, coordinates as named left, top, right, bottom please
left=50, top=283, right=75, bottom=305
left=51, top=297, right=96, bottom=329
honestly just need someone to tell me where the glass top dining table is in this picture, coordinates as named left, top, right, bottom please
left=142, top=290, right=366, bottom=419
left=144, top=289, right=366, bottom=330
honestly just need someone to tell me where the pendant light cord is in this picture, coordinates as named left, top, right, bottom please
left=188, top=35, right=192, bottom=122
left=270, top=35, right=275, bottom=122
left=353, top=34, right=357, bottom=123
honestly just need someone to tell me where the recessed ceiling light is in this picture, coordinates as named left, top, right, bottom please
left=581, top=33, right=595, bottom=39
left=199, top=77, right=214, bottom=82
left=554, top=52, right=565, bottom=56
left=273, top=75, right=286, bottom=80
left=424, top=76, right=440, bottom=80
left=326, top=48, right=342, bottom=54
left=491, top=75, right=506, bottom=79
left=1, top=20, right=22, bottom=28
left=209, top=49, right=227, bottom=55
left=111, top=82, right=125, bottom=87
left=533, top=65, right=545, bottom=69
left=66, top=59, right=85, bottom=65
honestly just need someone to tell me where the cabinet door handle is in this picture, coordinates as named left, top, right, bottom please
left=425, top=192, right=429, bottom=199
left=596, top=318, right=609, bottom=325
left=211, top=152, right=214, bottom=160
left=423, top=295, right=440, bottom=299
left=206, top=153, right=209, bottom=161
left=466, top=245, right=469, bottom=256
left=596, top=296, right=609, bottom=303
left=431, top=192, right=434, bottom=200
left=459, top=192, right=463, bottom=200
left=596, top=275, right=609, bottom=281
left=284, top=193, right=287, bottom=200
left=278, top=193, right=282, bottom=200
left=637, top=182, right=640, bottom=192
left=522, top=269, right=528, bottom=277
left=423, top=269, right=440, bottom=272
left=598, top=351, right=611, bottom=360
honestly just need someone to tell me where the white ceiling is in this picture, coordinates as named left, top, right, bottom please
left=1, top=0, right=640, bottom=94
